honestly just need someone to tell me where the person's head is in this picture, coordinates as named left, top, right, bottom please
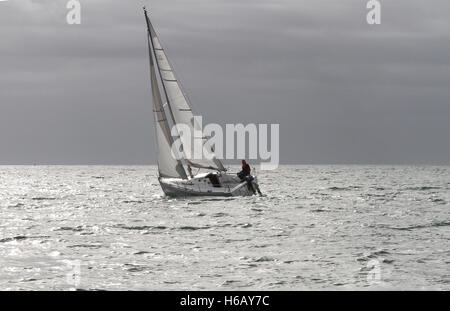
left=242, top=160, right=246, bottom=165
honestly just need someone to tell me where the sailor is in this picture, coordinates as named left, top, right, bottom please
left=237, top=160, right=251, bottom=180
left=237, top=160, right=257, bottom=194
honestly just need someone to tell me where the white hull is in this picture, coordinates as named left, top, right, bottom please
left=159, top=172, right=260, bottom=197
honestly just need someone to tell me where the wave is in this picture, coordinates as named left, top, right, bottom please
left=123, top=264, right=147, bottom=272
left=328, top=186, right=361, bottom=191
left=178, top=226, right=210, bottom=231
left=212, top=212, right=228, bottom=217
left=53, top=226, right=84, bottom=232
left=389, top=221, right=450, bottom=231
left=133, top=251, right=151, bottom=255
left=431, top=198, right=446, bottom=204
left=432, top=221, right=450, bottom=228
left=240, top=223, right=252, bottom=228
left=0, top=236, right=28, bottom=243
left=254, top=256, right=277, bottom=262
left=67, top=244, right=103, bottom=249
left=404, top=186, right=441, bottom=191
left=0, top=235, right=50, bottom=243
left=116, top=224, right=167, bottom=231
left=356, top=250, right=391, bottom=262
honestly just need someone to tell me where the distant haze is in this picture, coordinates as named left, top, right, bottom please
left=1, top=0, right=449, bottom=164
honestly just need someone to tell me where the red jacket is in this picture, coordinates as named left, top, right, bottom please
left=242, top=162, right=251, bottom=175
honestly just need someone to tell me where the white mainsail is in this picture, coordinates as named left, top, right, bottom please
left=146, top=17, right=226, bottom=172
left=146, top=17, right=188, bottom=179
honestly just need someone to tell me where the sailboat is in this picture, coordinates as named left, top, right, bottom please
left=143, top=8, right=261, bottom=197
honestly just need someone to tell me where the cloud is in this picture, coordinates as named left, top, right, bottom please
left=0, top=0, right=449, bottom=164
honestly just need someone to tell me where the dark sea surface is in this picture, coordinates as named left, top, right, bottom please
left=0, top=165, right=449, bottom=290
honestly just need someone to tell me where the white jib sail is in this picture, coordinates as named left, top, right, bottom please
left=147, top=21, right=226, bottom=172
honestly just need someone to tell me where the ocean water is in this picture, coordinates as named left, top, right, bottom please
left=0, top=165, right=449, bottom=290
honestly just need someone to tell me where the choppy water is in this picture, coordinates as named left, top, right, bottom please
left=0, top=165, right=449, bottom=290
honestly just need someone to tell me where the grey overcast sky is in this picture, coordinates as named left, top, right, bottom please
left=1, top=0, right=449, bottom=164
